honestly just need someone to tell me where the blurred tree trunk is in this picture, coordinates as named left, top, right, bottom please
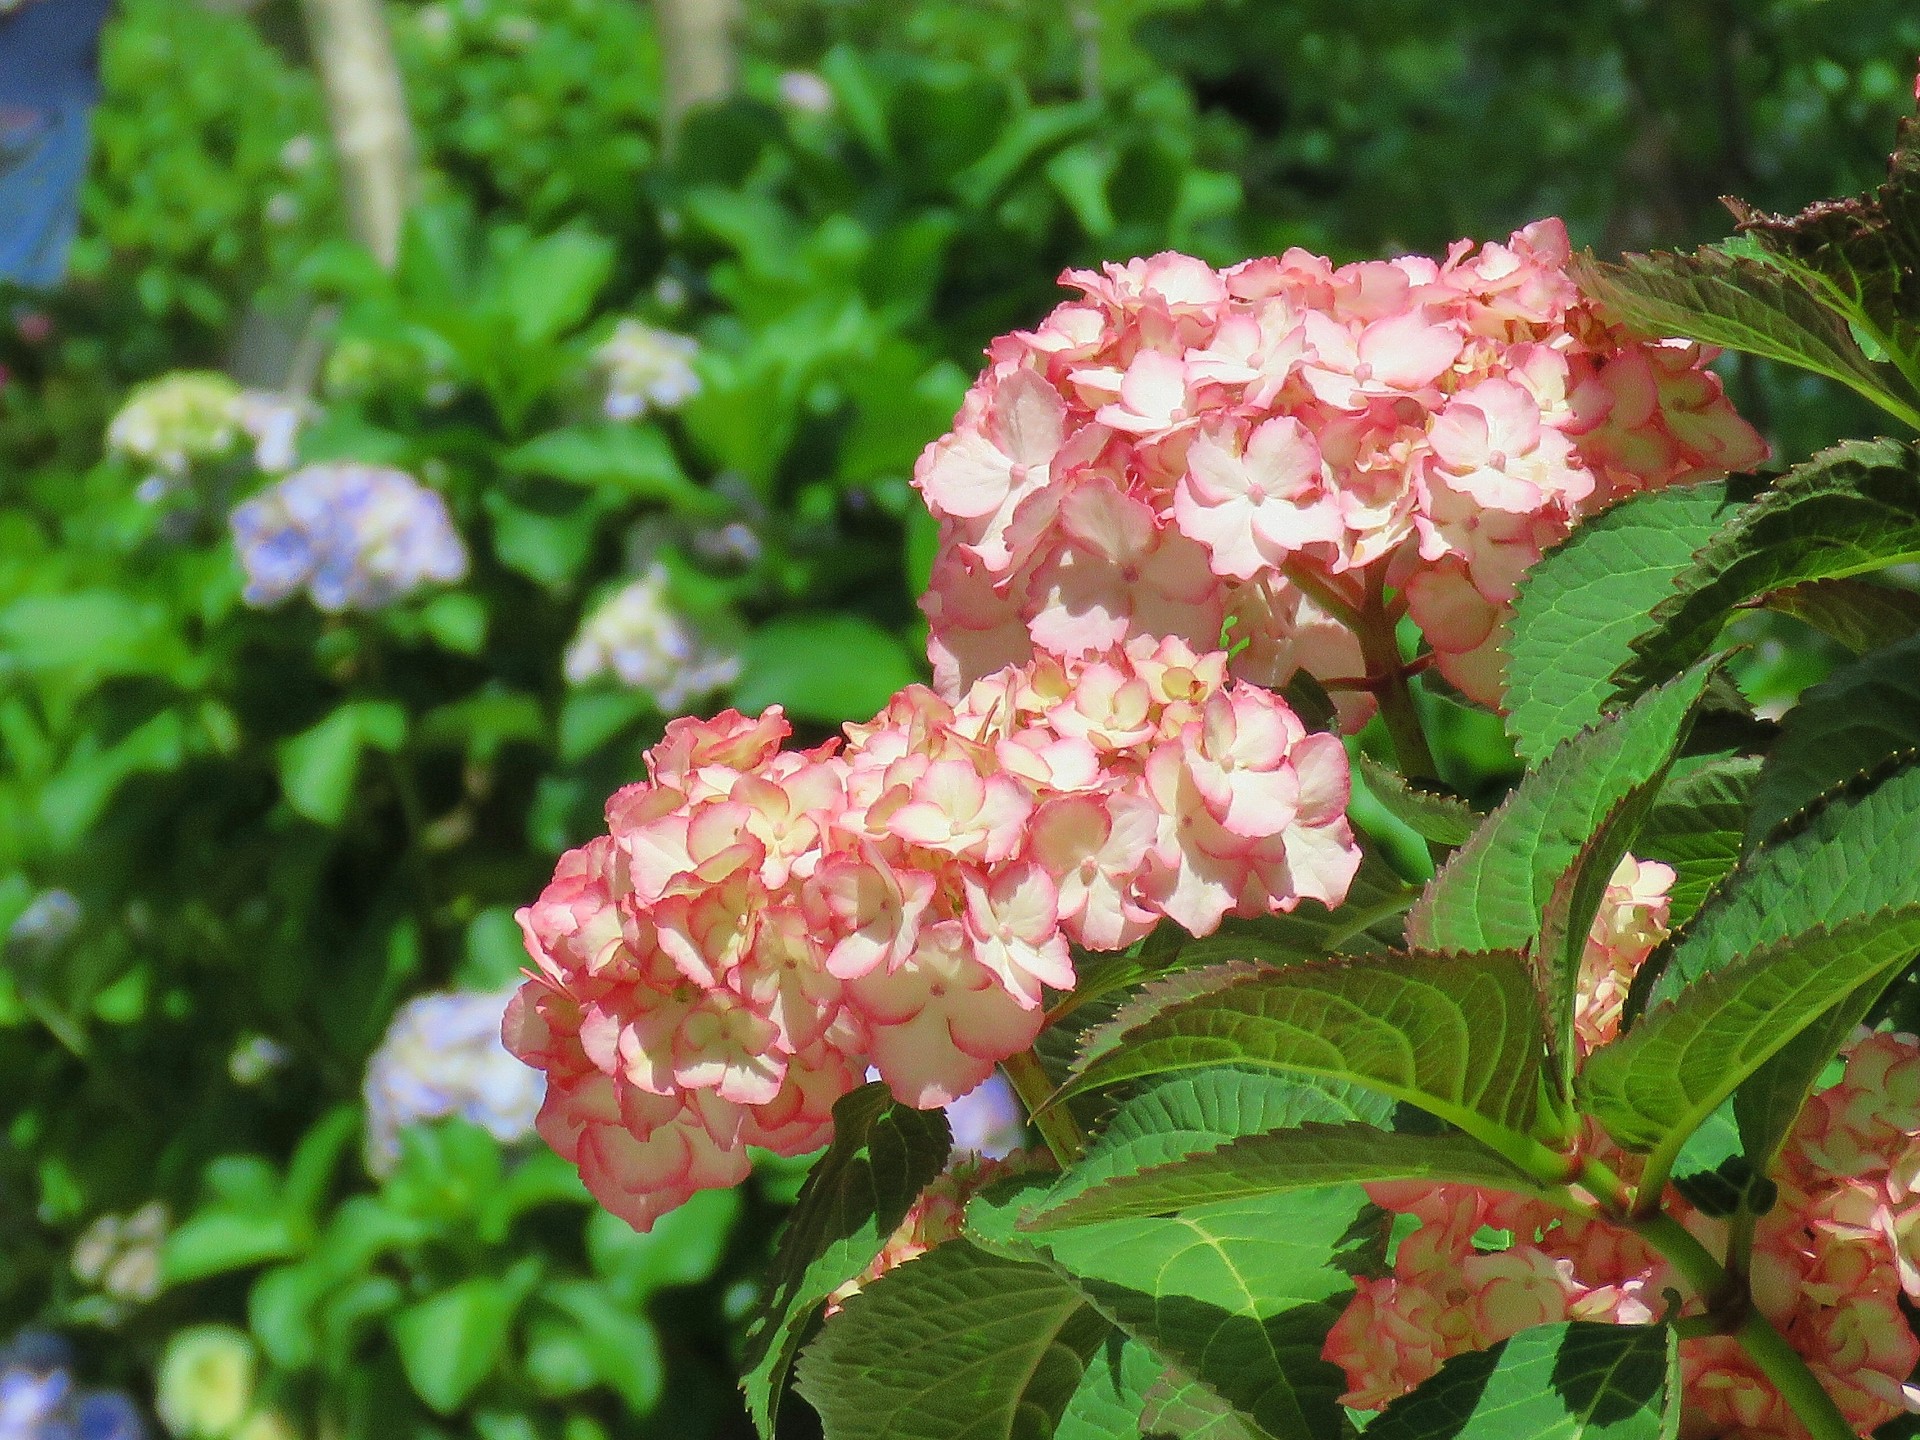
left=651, top=0, right=738, bottom=151
left=298, top=0, right=412, bottom=270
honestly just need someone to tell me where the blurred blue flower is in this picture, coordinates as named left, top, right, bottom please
left=0, top=0, right=112, bottom=289
left=0, top=1331, right=145, bottom=1440
left=362, top=988, right=544, bottom=1178
left=7, top=889, right=79, bottom=953
left=230, top=464, right=468, bottom=613
left=563, top=564, right=741, bottom=714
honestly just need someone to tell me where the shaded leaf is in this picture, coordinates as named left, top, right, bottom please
left=740, top=1084, right=951, bottom=1436
left=1634, top=756, right=1761, bottom=925
left=735, top=616, right=922, bottom=724
left=1762, top=577, right=1920, bottom=655
left=1057, top=1332, right=1160, bottom=1440
left=504, top=424, right=715, bottom=512
left=1745, top=632, right=1920, bottom=844
left=1364, top=1322, right=1677, bottom=1440
left=1141, top=1371, right=1262, bottom=1440
left=1355, top=754, right=1480, bottom=847
left=793, top=1239, right=1108, bottom=1440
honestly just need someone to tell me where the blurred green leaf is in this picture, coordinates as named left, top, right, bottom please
left=505, top=425, right=716, bottom=512
left=735, top=615, right=920, bottom=723
left=389, top=1262, right=540, bottom=1414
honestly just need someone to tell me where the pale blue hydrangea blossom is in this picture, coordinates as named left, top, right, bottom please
left=563, top=564, right=741, bottom=714
left=0, top=1333, right=145, bottom=1440
left=362, top=988, right=544, bottom=1178
left=594, top=320, right=700, bottom=420
left=943, top=1071, right=1026, bottom=1159
left=230, top=463, right=468, bottom=613
left=7, top=890, right=79, bottom=953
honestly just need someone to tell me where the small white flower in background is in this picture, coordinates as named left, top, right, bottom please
left=594, top=319, right=700, bottom=421
left=232, top=391, right=310, bottom=474
left=71, top=1202, right=170, bottom=1304
left=563, top=565, right=742, bottom=714
left=945, top=1071, right=1027, bottom=1159
left=107, top=372, right=244, bottom=477
left=230, top=463, right=468, bottom=613
left=227, top=1034, right=291, bottom=1087
left=777, top=70, right=835, bottom=114
left=277, top=134, right=317, bottom=173
left=362, top=988, right=543, bottom=1179
left=7, top=889, right=79, bottom=953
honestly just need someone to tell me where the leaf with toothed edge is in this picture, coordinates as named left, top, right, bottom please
left=1633, top=755, right=1761, bottom=925
left=1060, top=951, right=1549, bottom=1161
left=1362, top=1321, right=1679, bottom=1440
left=1581, top=906, right=1920, bottom=1161
left=1644, top=755, right=1920, bottom=1177
left=1503, top=482, right=1735, bottom=763
left=1408, top=660, right=1717, bottom=959
left=1022, top=1123, right=1550, bottom=1230
left=1569, top=245, right=1920, bottom=422
left=1354, top=753, right=1481, bottom=847
left=793, top=1239, right=1110, bottom=1440
left=740, top=1084, right=951, bottom=1436
left=1743, top=631, right=1920, bottom=846
left=968, top=1177, right=1378, bottom=1440
left=1762, top=577, right=1920, bottom=656
left=1616, top=438, right=1920, bottom=696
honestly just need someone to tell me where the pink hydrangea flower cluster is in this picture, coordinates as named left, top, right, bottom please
left=1325, top=859, right=1920, bottom=1439
left=916, top=221, right=1767, bottom=709
left=504, top=639, right=1360, bottom=1230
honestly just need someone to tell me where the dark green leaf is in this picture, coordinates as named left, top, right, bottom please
left=1141, top=1371, right=1263, bottom=1440
left=1620, top=438, right=1920, bottom=692
left=504, top=425, right=715, bottom=512
left=740, top=1084, right=951, bottom=1436
left=1364, top=1322, right=1677, bottom=1440
left=277, top=703, right=407, bottom=827
left=1057, top=1332, right=1159, bottom=1440
left=1745, top=632, right=1920, bottom=843
left=388, top=1263, right=539, bottom=1414
left=793, top=1239, right=1108, bottom=1440
left=1504, top=483, right=1733, bottom=762
left=1762, top=577, right=1920, bottom=655
left=1634, top=755, right=1761, bottom=924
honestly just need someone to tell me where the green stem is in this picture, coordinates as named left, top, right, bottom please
left=1632, top=1212, right=1856, bottom=1440
left=1733, top=1309, right=1858, bottom=1440
left=1346, top=570, right=1438, bottom=785
left=1000, top=1049, right=1086, bottom=1167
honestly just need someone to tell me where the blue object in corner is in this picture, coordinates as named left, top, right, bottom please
left=0, top=0, right=114, bottom=288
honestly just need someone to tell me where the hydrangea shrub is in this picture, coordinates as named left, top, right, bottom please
left=506, top=95, right=1920, bottom=1440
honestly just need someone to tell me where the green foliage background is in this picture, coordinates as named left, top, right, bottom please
left=2, top=1, right=1917, bottom=1436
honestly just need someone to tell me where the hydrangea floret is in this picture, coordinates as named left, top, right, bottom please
left=914, top=221, right=1765, bottom=714
left=563, top=564, right=744, bottom=715
left=229, top=462, right=469, bottom=612
left=506, top=638, right=1358, bottom=1229
left=595, top=319, right=701, bottom=421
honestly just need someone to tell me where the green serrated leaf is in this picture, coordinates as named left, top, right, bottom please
left=1354, top=754, right=1480, bottom=847
left=1141, top=1370, right=1262, bottom=1440
left=1570, top=247, right=1920, bottom=426
left=1746, top=632, right=1920, bottom=844
left=1648, top=756, right=1920, bottom=1174
left=1762, top=577, right=1920, bottom=655
left=1025, top=1124, right=1546, bottom=1230
left=793, top=1239, right=1109, bottom=1440
left=1620, top=438, right=1920, bottom=693
left=1364, top=1322, right=1678, bottom=1440
left=1040, top=1069, right=1393, bottom=1221
left=1409, top=662, right=1715, bottom=1075
left=1060, top=953, right=1549, bottom=1163
left=1504, top=483, right=1733, bottom=762
left=740, top=1084, right=951, bottom=1436
left=1634, top=755, right=1761, bottom=925
left=994, top=1188, right=1375, bottom=1440
left=1058, top=1331, right=1159, bottom=1440
left=1582, top=907, right=1920, bottom=1165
